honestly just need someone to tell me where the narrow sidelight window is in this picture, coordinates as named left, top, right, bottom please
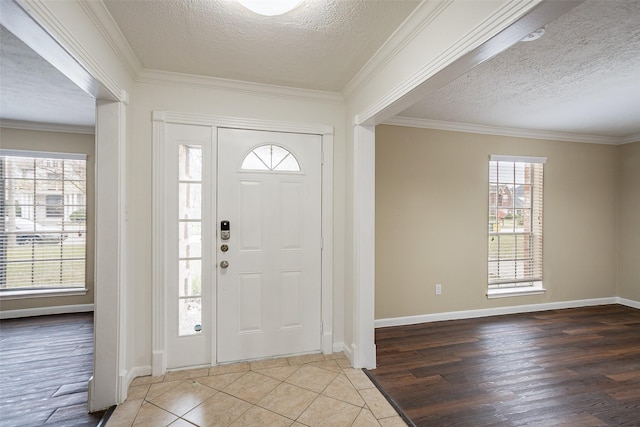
left=177, top=144, right=203, bottom=336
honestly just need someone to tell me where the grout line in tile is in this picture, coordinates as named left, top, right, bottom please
left=113, top=353, right=402, bottom=427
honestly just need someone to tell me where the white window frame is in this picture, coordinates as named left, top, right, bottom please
left=487, top=155, right=546, bottom=299
left=0, top=149, right=88, bottom=296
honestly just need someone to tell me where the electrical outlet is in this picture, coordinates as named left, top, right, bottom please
left=435, top=283, right=442, bottom=295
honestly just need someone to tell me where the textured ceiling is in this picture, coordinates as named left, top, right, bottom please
left=1, top=0, right=639, bottom=141
left=103, top=0, right=420, bottom=92
left=0, top=25, right=96, bottom=127
left=399, top=0, right=640, bottom=138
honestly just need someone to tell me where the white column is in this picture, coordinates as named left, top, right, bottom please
left=352, top=124, right=376, bottom=369
left=91, top=99, right=126, bottom=410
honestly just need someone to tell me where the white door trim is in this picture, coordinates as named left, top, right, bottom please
left=152, top=112, right=334, bottom=374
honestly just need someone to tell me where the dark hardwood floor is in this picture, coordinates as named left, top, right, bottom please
left=0, top=312, right=104, bottom=427
left=367, top=304, right=640, bottom=426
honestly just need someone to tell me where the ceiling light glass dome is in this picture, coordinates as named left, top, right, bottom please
left=238, top=0, right=303, bottom=16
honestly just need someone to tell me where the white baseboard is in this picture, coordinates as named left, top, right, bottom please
left=151, top=350, right=165, bottom=377
left=0, top=303, right=94, bottom=319
left=332, top=342, right=344, bottom=354
left=343, top=343, right=353, bottom=366
left=617, top=297, right=640, bottom=309
left=117, top=365, right=152, bottom=404
left=375, top=297, right=620, bottom=328
left=322, top=332, right=334, bottom=355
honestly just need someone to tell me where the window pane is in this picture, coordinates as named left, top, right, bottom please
left=45, top=195, right=64, bottom=217
left=179, top=145, right=202, bottom=181
left=64, top=180, right=86, bottom=196
left=488, top=261, right=500, bottom=282
left=274, top=154, right=300, bottom=172
left=36, top=180, right=62, bottom=193
left=178, top=260, right=201, bottom=297
left=179, top=221, right=201, bottom=258
left=514, top=162, right=528, bottom=184
left=241, top=152, right=269, bottom=170
left=6, top=178, right=32, bottom=192
left=498, top=235, right=515, bottom=259
left=64, top=159, right=86, bottom=180
left=253, top=145, right=272, bottom=167
left=489, top=161, right=498, bottom=183
left=25, top=261, right=66, bottom=288
left=502, top=209, right=515, bottom=231
left=241, top=145, right=300, bottom=172
left=270, top=145, right=289, bottom=168
left=497, top=162, right=514, bottom=183
left=61, top=259, right=86, bottom=285
left=488, top=235, right=499, bottom=259
left=178, top=183, right=202, bottom=220
left=36, top=159, right=63, bottom=176
left=5, top=158, right=33, bottom=178
left=179, top=298, right=202, bottom=336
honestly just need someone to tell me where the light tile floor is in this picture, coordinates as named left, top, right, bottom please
left=107, top=353, right=407, bottom=427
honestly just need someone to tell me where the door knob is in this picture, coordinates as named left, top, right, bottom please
left=220, top=260, right=229, bottom=269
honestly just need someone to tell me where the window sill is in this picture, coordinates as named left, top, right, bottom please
left=0, top=288, right=88, bottom=300
left=487, top=286, right=546, bottom=299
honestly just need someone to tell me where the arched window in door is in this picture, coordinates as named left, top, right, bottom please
left=241, top=144, right=301, bottom=172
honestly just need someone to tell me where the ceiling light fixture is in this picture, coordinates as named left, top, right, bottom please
left=238, top=0, right=303, bottom=16
left=520, top=27, right=546, bottom=42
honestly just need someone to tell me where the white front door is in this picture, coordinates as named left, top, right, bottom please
left=217, top=128, right=322, bottom=363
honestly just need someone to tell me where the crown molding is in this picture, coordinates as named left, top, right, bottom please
left=152, top=111, right=334, bottom=136
left=356, top=1, right=589, bottom=128
left=619, top=133, right=640, bottom=145
left=137, top=69, right=344, bottom=104
left=77, top=0, right=142, bottom=80
left=354, top=0, right=558, bottom=125
left=385, top=116, right=629, bottom=145
left=0, top=119, right=95, bottom=135
left=342, top=0, right=453, bottom=102
left=13, top=0, right=125, bottom=101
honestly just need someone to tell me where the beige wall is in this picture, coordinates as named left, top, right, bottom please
left=0, top=127, right=95, bottom=312
left=375, top=125, right=620, bottom=319
left=619, top=141, right=640, bottom=301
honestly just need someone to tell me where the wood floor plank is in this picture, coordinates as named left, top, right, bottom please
left=367, top=304, right=640, bottom=426
left=0, top=313, right=104, bottom=427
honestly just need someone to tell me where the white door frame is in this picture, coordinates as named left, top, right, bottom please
left=152, top=111, right=334, bottom=375
left=1, top=0, right=128, bottom=410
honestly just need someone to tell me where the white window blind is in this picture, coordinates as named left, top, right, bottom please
left=488, top=155, right=545, bottom=290
left=1, top=150, right=87, bottom=290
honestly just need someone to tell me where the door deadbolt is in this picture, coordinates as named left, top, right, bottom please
left=220, top=244, right=229, bottom=252
left=221, top=220, right=230, bottom=240
left=220, top=260, right=229, bottom=269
